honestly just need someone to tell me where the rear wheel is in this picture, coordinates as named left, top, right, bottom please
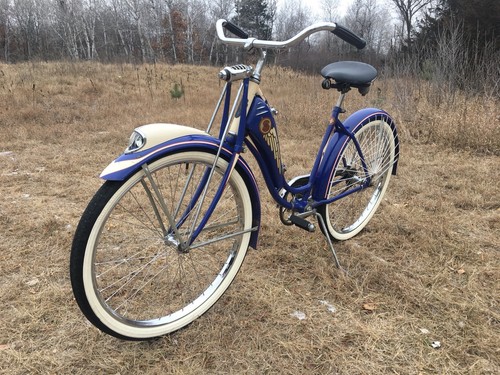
left=70, top=151, right=253, bottom=340
left=319, top=116, right=396, bottom=240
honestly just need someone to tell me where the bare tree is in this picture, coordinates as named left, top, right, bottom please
left=164, top=0, right=182, bottom=63
left=52, top=0, right=90, bottom=60
left=81, top=0, right=98, bottom=60
left=208, top=0, right=234, bottom=65
left=320, top=0, right=339, bottom=22
left=11, top=0, right=48, bottom=59
left=274, top=0, right=311, bottom=40
left=181, top=0, right=209, bottom=64
left=144, top=0, right=165, bottom=61
left=344, top=0, right=391, bottom=59
left=0, top=0, right=10, bottom=61
left=123, top=0, right=150, bottom=62
left=109, top=0, right=132, bottom=60
left=389, top=0, right=433, bottom=50
left=274, top=0, right=313, bottom=68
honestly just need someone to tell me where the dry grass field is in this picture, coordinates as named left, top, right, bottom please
left=0, top=61, right=498, bottom=374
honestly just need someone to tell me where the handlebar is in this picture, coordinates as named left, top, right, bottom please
left=217, top=19, right=366, bottom=50
left=221, top=20, right=249, bottom=39
left=332, top=25, right=366, bottom=49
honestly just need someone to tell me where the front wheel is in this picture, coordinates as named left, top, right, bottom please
left=70, top=151, right=253, bottom=340
left=319, top=116, right=396, bottom=241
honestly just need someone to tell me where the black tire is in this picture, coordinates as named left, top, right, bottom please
left=70, top=151, right=253, bottom=340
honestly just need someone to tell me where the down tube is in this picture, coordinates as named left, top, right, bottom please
left=244, top=96, right=289, bottom=204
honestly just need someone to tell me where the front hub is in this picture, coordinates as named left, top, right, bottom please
left=164, top=233, right=190, bottom=254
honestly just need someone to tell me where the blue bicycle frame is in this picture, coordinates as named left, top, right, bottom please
left=184, top=76, right=398, bottom=245
left=99, top=72, right=398, bottom=251
left=224, top=78, right=397, bottom=211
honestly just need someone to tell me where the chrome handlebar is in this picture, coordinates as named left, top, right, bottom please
left=216, top=19, right=338, bottom=50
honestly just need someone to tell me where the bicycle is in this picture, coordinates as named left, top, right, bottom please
left=70, top=19, right=400, bottom=340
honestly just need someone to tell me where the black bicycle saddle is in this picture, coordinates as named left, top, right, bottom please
left=321, top=61, right=377, bottom=94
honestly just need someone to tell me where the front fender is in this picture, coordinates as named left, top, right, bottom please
left=100, top=123, right=261, bottom=249
left=312, top=109, right=399, bottom=202
left=100, top=123, right=209, bottom=180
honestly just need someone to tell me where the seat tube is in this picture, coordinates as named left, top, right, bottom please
left=308, top=95, right=346, bottom=185
left=334, top=116, right=371, bottom=183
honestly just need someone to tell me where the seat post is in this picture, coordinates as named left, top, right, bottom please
left=329, top=92, right=347, bottom=126
left=335, top=92, right=347, bottom=111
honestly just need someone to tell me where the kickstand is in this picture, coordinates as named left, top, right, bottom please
left=314, top=212, right=348, bottom=274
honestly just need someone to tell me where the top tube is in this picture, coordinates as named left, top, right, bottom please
left=216, top=19, right=337, bottom=50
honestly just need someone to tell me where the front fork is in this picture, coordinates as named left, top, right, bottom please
left=140, top=80, right=251, bottom=251
left=140, top=152, right=241, bottom=252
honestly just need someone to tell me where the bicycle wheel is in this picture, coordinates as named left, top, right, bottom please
left=70, top=151, right=253, bottom=340
left=319, top=116, right=396, bottom=241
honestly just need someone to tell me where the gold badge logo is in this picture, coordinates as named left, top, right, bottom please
left=259, top=118, right=282, bottom=173
left=259, top=118, right=272, bottom=134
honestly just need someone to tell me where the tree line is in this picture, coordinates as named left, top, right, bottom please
left=0, top=0, right=498, bottom=93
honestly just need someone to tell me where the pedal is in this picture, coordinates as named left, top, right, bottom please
left=290, top=215, right=315, bottom=232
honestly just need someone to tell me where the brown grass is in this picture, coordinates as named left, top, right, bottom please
left=0, top=61, right=498, bottom=374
